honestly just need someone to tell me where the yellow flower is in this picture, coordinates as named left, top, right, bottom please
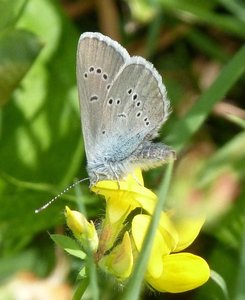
left=92, top=169, right=210, bottom=292
left=132, top=213, right=209, bottom=293
left=91, top=169, right=157, bottom=256
left=65, top=206, right=98, bottom=253
left=146, top=253, right=209, bottom=293
left=98, top=231, right=133, bottom=280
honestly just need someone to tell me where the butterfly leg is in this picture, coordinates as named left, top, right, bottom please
left=132, top=173, right=143, bottom=186
left=89, top=169, right=111, bottom=186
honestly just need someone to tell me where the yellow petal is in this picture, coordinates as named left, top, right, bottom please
left=132, top=215, right=170, bottom=278
left=105, top=194, right=134, bottom=224
left=91, top=169, right=155, bottom=202
left=134, top=194, right=158, bottom=215
left=172, top=216, right=206, bottom=252
left=99, top=231, right=133, bottom=280
left=92, top=179, right=156, bottom=203
left=146, top=253, right=210, bottom=293
left=158, top=213, right=179, bottom=251
left=91, top=169, right=157, bottom=224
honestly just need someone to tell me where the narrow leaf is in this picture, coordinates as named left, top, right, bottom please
left=121, top=162, right=174, bottom=300
left=234, top=217, right=245, bottom=300
left=211, top=270, right=230, bottom=300
left=50, top=234, right=86, bottom=260
left=0, top=0, right=28, bottom=30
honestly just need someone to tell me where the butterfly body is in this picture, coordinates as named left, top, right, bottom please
left=77, top=32, right=175, bottom=185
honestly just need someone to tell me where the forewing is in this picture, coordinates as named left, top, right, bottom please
left=76, top=32, right=130, bottom=161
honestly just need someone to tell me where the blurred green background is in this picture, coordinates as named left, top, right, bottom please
left=0, top=0, right=245, bottom=299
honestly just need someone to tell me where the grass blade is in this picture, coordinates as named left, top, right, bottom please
left=72, top=277, right=89, bottom=300
left=211, top=270, right=230, bottom=300
left=159, top=0, right=245, bottom=38
left=234, top=213, right=245, bottom=300
left=165, top=43, right=245, bottom=151
left=121, top=162, right=174, bottom=300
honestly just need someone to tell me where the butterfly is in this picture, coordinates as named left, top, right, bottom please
left=77, top=32, right=175, bottom=186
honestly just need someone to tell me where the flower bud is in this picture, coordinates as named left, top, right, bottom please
left=99, top=232, right=133, bottom=280
left=65, top=206, right=98, bottom=253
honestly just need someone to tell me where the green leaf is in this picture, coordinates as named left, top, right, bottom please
left=50, top=234, right=86, bottom=260
left=159, top=0, right=245, bottom=38
left=0, top=0, right=28, bottom=30
left=78, top=267, right=86, bottom=279
left=218, top=0, right=245, bottom=22
left=0, top=0, right=84, bottom=256
left=0, top=29, right=42, bottom=106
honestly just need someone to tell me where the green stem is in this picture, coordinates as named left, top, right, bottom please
left=72, top=277, right=89, bottom=300
left=121, top=162, right=174, bottom=300
left=74, top=184, right=100, bottom=300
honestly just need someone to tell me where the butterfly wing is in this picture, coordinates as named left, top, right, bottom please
left=93, top=56, right=170, bottom=164
left=76, top=32, right=130, bottom=162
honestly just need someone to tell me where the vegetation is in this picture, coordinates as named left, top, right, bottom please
left=0, top=0, right=245, bottom=299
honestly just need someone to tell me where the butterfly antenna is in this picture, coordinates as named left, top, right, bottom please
left=35, top=177, right=90, bottom=213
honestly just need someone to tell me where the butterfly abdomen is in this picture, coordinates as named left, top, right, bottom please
left=130, top=141, right=176, bottom=170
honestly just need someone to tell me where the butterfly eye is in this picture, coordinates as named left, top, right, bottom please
left=136, top=111, right=142, bottom=118
left=136, top=101, right=141, bottom=107
left=89, top=66, right=94, bottom=72
left=116, top=99, right=121, bottom=105
left=96, top=68, right=102, bottom=74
